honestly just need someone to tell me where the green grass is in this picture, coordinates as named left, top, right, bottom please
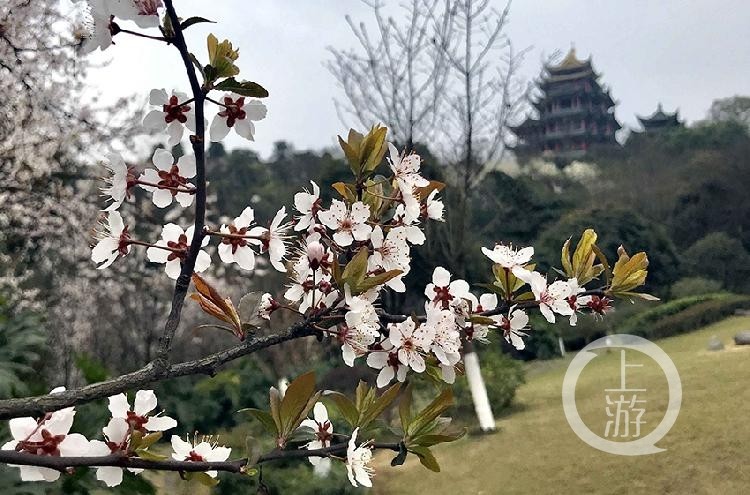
left=376, top=316, right=750, bottom=494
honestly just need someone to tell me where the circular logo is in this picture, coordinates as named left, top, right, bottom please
left=562, top=334, right=682, bottom=456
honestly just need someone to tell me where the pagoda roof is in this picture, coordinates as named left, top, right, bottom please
left=636, top=103, right=681, bottom=127
left=545, top=47, right=593, bottom=74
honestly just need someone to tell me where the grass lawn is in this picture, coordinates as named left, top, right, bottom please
left=375, top=316, right=750, bottom=494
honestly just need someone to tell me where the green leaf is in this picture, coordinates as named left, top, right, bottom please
left=409, top=446, right=441, bottom=472
left=181, top=16, right=215, bottom=30
left=135, top=449, right=167, bottom=461
left=185, top=471, right=219, bottom=487
left=238, top=408, right=278, bottom=435
left=269, top=387, right=283, bottom=433
left=359, top=382, right=401, bottom=427
left=279, top=371, right=317, bottom=437
left=331, top=182, right=357, bottom=202
left=138, top=431, right=162, bottom=450
left=399, top=384, right=413, bottom=428
left=357, top=269, right=403, bottom=293
left=244, top=436, right=262, bottom=467
left=214, top=77, right=269, bottom=97
left=323, top=391, right=359, bottom=426
left=341, top=249, right=369, bottom=290
left=407, top=388, right=454, bottom=438
left=410, top=431, right=465, bottom=447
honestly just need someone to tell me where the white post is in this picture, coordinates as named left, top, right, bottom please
left=558, top=336, right=566, bottom=357
left=464, top=351, right=495, bottom=431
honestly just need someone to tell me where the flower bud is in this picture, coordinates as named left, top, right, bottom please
left=306, top=240, right=326, bottom=270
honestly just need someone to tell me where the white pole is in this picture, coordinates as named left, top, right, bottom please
left=464, top=351, right=496, bottom=431
left=558, top=336, right=566, bottom=357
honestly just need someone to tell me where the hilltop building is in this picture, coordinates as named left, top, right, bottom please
left=511, top=48, right=620, bottom=164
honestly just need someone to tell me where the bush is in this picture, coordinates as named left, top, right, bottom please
left=682, top=232, right=750, bottom=292
left=670, top=277, right=723, bottom=298
left=452, top=347, right=525, bottom=420
left=616, top=293, right=750, bottom=340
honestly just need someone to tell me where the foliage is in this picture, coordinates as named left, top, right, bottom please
left=616, top=293, right=750, bottom=340
left=0, top=298, right=47, bottom=399
left=670, top=277, right=723, bottom=298
left=682, top=232, right=750, bottom=292
left=536, top=208, right=679, bottom=295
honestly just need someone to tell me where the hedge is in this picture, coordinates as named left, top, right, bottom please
left=616, top=292, right=750, bottom=340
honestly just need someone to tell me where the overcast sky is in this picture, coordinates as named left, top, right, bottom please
left=79, top=0, right=750, bottom=158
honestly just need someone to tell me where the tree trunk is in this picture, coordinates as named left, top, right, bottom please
left=463, top=348, right=495, bottom=431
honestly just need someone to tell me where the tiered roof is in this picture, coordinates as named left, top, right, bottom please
left=636, top=103, right=682, bottom=131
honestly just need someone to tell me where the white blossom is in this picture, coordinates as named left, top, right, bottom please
left=515, top=270, right=573, bottom=323
left=425, top=189, right=445, bottom=221
left=293, top=181, right=321, bottom=232
left=218, top=207, right=259, bottom=271
left=481, top=243, right=534, bottom=274
left=209, top=95, right=267, bottom=142
left=258, top=293, right=278, bottom=320
left=389, top=318, right=434, bottom=373
left=248, top=206, right=290, bottom=272
left=88, top=418, right=134, bottom=487
left=80, top=0, right=115, bottom=54
left=1, top=388, right=89, bottom=482
left=138, top=148, right=196, bottom=208
left=298, top=403, right=333, bottom=476
left=565, top=278, right=592, bottom=326
left=368, top=226, right=410, bottom=292
left=110, top=0, right=162, bottom=29
left=366, top=340, right=408, bottom=388
left=142, top=89, right=199, bottom=147
left=317, top=200, right=372, bottom=247
left=91, top=211, right=130, bottom=269
left=424, top=266, right=472, bottom=311
left=387, top=143, right=429, bottom=193
left=101, top=152, right=131, bottom=211
left=498, top=308, right=530, bottom=350
left=146, top=224, right=211, bottom=279
left=340, top=288, right=380, bottom=366
left=346, top=428, right=374, bottom=488
left=171, top=434, right=231, bottom=478
left=425, top=303, right=461, bottom=368
left=108, top=390, right=177, bottom=432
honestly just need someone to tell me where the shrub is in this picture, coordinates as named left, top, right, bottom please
left=616, top=293, right=750, bottom=340
left=452, top=348, right=525, bottom=420
left=670, top=276, right=723, bottom=298
left=682, top=232, right=750, bottom=292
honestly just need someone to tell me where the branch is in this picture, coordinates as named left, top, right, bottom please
left=156, top=0, right=208, bottom=361
left=0, top=321, right=317, bottom=420
left=376, top=289, right=607, bottom=323
left=0, top=441, right=400, bottom=474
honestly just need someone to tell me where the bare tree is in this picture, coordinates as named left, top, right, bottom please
left=326, top=0, right=452, bottom=150
left=436, top=0, right=528, bottom=275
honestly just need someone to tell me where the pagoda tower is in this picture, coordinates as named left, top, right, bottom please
left=636, top=103, right=682, bottom=133
left=511, top=48, right=620, bottom=164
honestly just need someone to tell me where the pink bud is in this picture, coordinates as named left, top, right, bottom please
left=306, top=240, right=326, bottom=269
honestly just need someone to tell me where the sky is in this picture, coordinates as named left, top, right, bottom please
left=79, top=0, right=750, bottom=158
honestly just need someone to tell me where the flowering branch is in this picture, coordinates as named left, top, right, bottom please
left=155, top=0, right=208, bottom=362
left=0, top=440, right=400, bottom=474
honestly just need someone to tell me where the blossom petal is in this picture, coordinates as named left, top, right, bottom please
left=108, top=393, right=130, bottom=418
left=144, top=415, right=177, bottom=432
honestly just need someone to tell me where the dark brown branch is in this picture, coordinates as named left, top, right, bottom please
left=156, top=0, right=208, bottom=361
left=0, top=441, right=400, bottom=474
left=0, top=322, right=316, bottom=420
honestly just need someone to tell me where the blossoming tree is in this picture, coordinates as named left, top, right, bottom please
left=0, top=0, right=656, bottom=490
